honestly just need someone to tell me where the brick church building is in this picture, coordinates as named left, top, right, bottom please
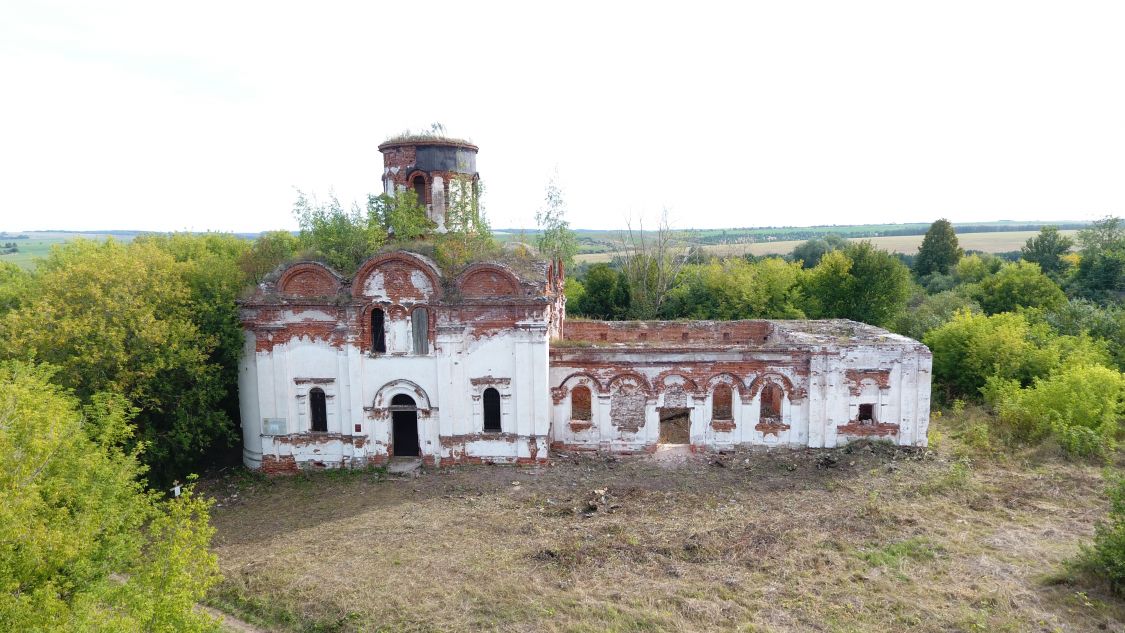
left=237, top=137, right=932, bottom=472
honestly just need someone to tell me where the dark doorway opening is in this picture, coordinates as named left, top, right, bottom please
left=390, top=394, right=419, bottom=457
left=658, top=407, right=691, bottom=444
left=412, top=175, right=427, bottom=204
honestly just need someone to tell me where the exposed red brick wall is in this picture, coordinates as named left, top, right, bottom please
left=712, top=384, right=733, bottom=420
left=279, top=266, right=338, bottom=296
left=459, top=267, right=519, bottom=297
left=260, top=455, right=298, bottom=474
left=564, top=320, right=772, bottom=346
left=570, top=386, right=592, bottom=421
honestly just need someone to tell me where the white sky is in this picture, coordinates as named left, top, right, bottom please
left=1, top=1, right=1122, bottom=233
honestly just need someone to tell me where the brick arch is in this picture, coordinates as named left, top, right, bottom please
left=555, top=371, right=607, bottom=394
left=654, top=371, right=700, bottom=395
left=277, top=262, right=342, bottom=296
left=704, top=372, right=747, bottom=405
left=457, top=263, right=520, bottom=298
left=406, top=170, right=430, bottom=204
left=606, top=371, right=653, bottom=397
left=371, top=379, right=434, bottom=412
left=747, top=373, right=799, bottom=400
left=353, top=252, right=443, bottom=302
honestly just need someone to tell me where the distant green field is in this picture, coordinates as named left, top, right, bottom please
left=0, top=232, right=137, bottom=269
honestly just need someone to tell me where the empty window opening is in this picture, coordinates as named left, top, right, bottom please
left=759, top=383, right=782, bottom=423
left=712, top=384, right=733, bottom=420
left=309, top=387, right=327, bottom=433
left=390, top=394, right=419, bottom=457
left=723, top=332, right=731, bottom=341
left=412, top=175, right=427, bottom=204
left=599, top=333, right=608, bottom=341
left=483, top=388, right=502, bottom=432
left=371, top=308, right=386, bottom=353
left=658, top=407, right=691, bottom=444
left=411, top=308, right=429, bottom=354
left=571, top=386, right=592, bottom=421
left=681, top=332, right=689, bottom=341
left=858, top=403, right=875, bottom=423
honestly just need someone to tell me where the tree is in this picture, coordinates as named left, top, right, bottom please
left=790, top=233, right=846, bottom=268
left=0, top=261, right=31, bottom=316
left=662, top=257, right=805, bottom=320
left=1, top=239, right=235, bottom=482
left=433, top=178, right=497, bottom=270
left=914, top=219, right=962, bottom=276
left=576, top=264, right=629, bottom=319
left=0, top=362, right=220, bottom=631
left=1073, top=217, right=1125, bottom=300
left=1021, top=226, right=1074, bottom=278
left=892, top=290, right=981, bottom=341
left=800, top=241, right=913, bottom=327
left=239, top=230, right=299, bottom=283
left=535, top=176, right=579, bottom=266
left=368, top=189, right=432, bottom=242
left=968, top=261, right=1067, bottom=315
left=618, top=210, right=686, bottom=319
left=293, top=190, right=386, bottom=273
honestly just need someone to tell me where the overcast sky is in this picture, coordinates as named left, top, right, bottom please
left=1, top=1, right=1122, bottom=233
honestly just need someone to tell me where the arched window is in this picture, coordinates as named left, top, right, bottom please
left=411, top=307, right=429, bottom=354
left=309, top=387, right=327, bottom=433
left=412, top=175, right=427, bottom=204
left=759, top=383, right=782, bottom=423
left=371, top=308, right=386, bottom=353
left=483, top=388, right=501, bottom=432
left=571, top=385, right=592, bottom=421
left=712, top=384, right=733, bottom=420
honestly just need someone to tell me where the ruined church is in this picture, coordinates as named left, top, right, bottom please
left=237, top=137, right=932, bottom=472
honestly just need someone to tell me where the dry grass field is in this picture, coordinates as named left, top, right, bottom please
left=202, top=415, right=1122, bottom=633
left=575, top=230, right=1081, bottom=264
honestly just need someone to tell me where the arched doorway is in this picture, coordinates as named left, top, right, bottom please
left=390, top=394, right=419, bottom=457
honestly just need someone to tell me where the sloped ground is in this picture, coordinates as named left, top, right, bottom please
left=203, top=428, right=1123, bottom=632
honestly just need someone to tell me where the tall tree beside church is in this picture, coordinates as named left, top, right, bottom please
left=0, top=239, right=235, bottom=483
left=535, top=175, right=579, bottom=266
left=914, top=219, right=962, bottom=276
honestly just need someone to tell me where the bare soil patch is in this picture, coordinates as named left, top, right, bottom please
left=202, top=434, right=1122, bottom=632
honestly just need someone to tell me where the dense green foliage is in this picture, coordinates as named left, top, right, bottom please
left=790, top=233, right=846, bottom=268
left=966, top=261, right=1067, bottom=315
left=0, top=362, right=219, bottom=631
left=0, top=238, right=242, bottom=482
left=577, top=264, right=631, bottom=319
left=988, top=364, right=1123, bottom=457
left=1021, top=225, right=1073, bottom=278
left=799, top=242, right=913, bottom=327
left=914, top=219, right=962, bottom=276
left=662, top=257, right=804, bottom=320
left=293, top=191, right=386, bottom=273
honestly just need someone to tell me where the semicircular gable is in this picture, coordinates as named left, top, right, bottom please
left=277, top=262, right=341, bottom=297
left=353, top=252, right=442, bottom=303
left=457, top=264, right=520, bottom=298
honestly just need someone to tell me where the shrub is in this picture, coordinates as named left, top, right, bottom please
left=924, top=310, right=1109, bottom=401
left=1080, top=474, right=1125, bottom=595
left=988, top=364, right=1124, bottom=457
